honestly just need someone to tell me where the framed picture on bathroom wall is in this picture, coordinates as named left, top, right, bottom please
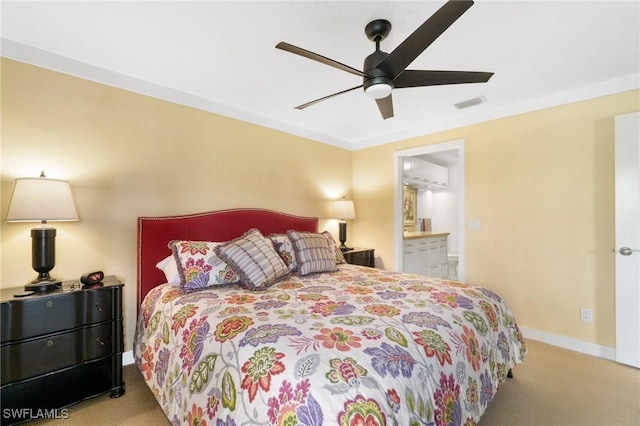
left=403, top=185, right=418, bottom=231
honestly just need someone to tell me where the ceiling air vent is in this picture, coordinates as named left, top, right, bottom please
left=454, top=96, right=486, bottom=110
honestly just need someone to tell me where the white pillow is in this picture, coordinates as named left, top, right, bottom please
left=156, top=255, right=181, bottom=286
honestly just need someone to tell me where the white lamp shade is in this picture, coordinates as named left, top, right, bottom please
left=331, top=199, right=356, bottom=220
left=5, top=176, right=78, bottom=222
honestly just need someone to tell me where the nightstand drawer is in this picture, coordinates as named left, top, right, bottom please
left=0, top=322, right=113, bottom=385
left=342, top=248, right=375, bottom=267
left=1, top=289, right=113, bottom=341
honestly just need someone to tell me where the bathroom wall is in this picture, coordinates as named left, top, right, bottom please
left=418, top=160, right=459, bottom=254
left=415, top=153, right=459, bottom=255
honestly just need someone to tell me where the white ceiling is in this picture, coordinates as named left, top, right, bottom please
left=1, top=1, right=639, bottom=150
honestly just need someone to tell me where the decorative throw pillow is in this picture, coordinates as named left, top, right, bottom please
left=156, top=255, right=181, bottom=286
left=170, top=240, right=240, bottom=290
left=322, top=231, right=347, bottom=264
left=269, top=233, right=298, bottom=272
left=215, top=228, right=289, bottom=290
left=287, top=230, right=338, bottom=276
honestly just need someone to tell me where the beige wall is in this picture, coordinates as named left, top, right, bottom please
left=352, top=90, right=640, bottom=349
left=0, top=59, right=353, bottom=350
left=3, top=57, right=639, bottom=353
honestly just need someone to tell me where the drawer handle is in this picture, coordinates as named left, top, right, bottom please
left=96, top=338, right=105, bottom=346
left=47, top=340, right=54, bottom=347
left=46, top=301, right=53, bottom=308
left=96, top=303, right=103, bottom=312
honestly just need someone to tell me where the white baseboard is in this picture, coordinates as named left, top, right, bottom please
left=521, top=326, right=616, bottom=361
left=123, top=350, right=135, bottom=366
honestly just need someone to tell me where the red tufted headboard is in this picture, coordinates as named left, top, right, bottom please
left=137, top=208, right=318, bottom=307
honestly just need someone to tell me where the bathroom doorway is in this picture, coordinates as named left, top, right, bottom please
left=393, top=139, right=466, bottom=281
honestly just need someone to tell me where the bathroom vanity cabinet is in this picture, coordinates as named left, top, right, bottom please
left=403, top=232, right=449, bottom=278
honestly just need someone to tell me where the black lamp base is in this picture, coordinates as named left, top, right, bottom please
left=28, top=227, right=61, bottom=292
left=338, top=222, right=353, bottom=252
left=25, top=278, right=62, bottom=292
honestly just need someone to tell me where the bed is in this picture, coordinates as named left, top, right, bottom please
left=134, top=208, right=527, bottom=426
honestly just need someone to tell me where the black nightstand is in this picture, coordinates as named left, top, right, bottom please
left=342, top=247, right=375, bottom=267
left=0, top=276, right=125, bottom=425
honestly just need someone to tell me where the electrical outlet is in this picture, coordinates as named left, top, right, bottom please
left=581, top=308, right=594, bottom=323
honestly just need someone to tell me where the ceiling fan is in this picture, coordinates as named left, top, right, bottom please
left=276, top=0, right=493, bottom=119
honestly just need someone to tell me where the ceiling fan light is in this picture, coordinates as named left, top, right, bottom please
left=365, top=82, right=393, bottom=99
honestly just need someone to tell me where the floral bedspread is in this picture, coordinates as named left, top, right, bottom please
left=134, top=264, right=526, bottom=426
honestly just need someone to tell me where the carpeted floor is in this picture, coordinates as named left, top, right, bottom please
left=27, top=339, right=639, bottom=426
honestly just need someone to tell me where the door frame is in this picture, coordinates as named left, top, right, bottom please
left=393, top=139, right=466, bottom=280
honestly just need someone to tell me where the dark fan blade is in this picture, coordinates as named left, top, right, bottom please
left=276, top=42, right=369, bottom=78
left=375, top=95, right=394, bottom=120
left=295, top=85, right=363, bottom=110
left=377, top=0, right=474, bottom=79
left=394, top=70, right=493, bottom=88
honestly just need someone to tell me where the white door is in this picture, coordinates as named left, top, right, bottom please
left=615, top=112, right=640, bottom=368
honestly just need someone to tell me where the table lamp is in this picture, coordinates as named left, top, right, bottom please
left=5, top=172, right=78, bottom=292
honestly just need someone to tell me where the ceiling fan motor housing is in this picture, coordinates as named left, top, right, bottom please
left=363, top=50, right=394, bottom=93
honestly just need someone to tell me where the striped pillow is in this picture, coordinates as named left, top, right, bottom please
left=215, top=229, right=289, bottom=290
left=287, top=230, right=338, bottom=276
